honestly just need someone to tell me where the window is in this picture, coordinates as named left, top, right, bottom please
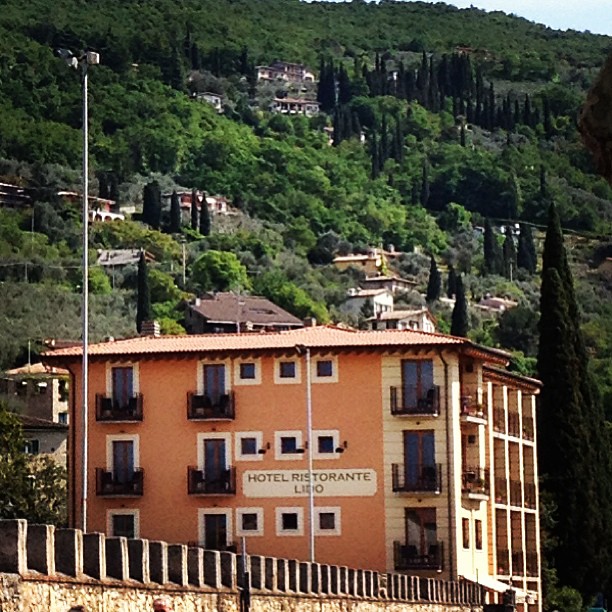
left=111, top=366, right=134, bottom=409
left=462, top=518, right=470, bottom=548
left=203, top=363, right=226, bottom=405
left=107, top=510, right=139, bottom=538
left=275, top=431, right=304, bottom=460
left=236, top=508, right=263, bottom=537
left=401, top=360, right=435, bottom=410
left=318, top=436, right=335, bottom=454
left=475, top=519, right=483, bottom=550
left=58, top=380, right=68, bottom=402
left=313, top=430, right=341, bottom=460
left=24, top=439, right=39, bottom=455
left=314, top=507, right=341, bottom=536
left=276, top=507, right=304, bottom=535
left=58, top=412, right=69, bottom=424
left=403, top=430, right=437, bottom=490
left=239, top=363, right=256, bottom=380
left=405, top=508, right=438, bottom=558
left=36, top=382, right=48, bottom=395
left=198, top=509, right=232, bottom=550
left=106, top=435, right=140, bottom=483
left=235, top=432, right=263, bottom=462
left=279, top=362, right=296, bottom=378
left=316, top=360, right=333, bottom=377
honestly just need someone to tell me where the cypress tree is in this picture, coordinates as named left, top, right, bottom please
left=483, top=218, right=502, bottom=275
left=517, top=223, right=537, bottom=273
left=142, top=181, right=162, bottom=230
left=502, top=226, right=517, bottom=280
left=190, top=189, right=199, bottom=230
left=450, top=275, right=469, bottom=337
left=425, top=256, right=441, bottom=303
left=136, top=250, right=151, bottom=333
left=420, top=159, right=430, bottom=207
left=446, top=264, right=457, bottom=298
left=199, top=197, right=211, bottom=236
left=169, top=190, right=182, bottom=233
left=537, top=202, right=612, bottom=598
left=370, top=131, right=380, bottom=180
left=98, top=172, right=109, bottom=200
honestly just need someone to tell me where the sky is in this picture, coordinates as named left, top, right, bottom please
left=409, top=0, right=612, bottom=36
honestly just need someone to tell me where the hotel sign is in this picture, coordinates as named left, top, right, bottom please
left=243, top=469, right=377, bottom=498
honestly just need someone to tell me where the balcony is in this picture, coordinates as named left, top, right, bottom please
left=392, top=463, right=442, bottom=494
left=96, top=468, right=144, bottom=496
left=95, top=394, right=143, bottom=422
left=497, top=548, right=510, bottom=575
left=494, top=476, right=508, bottom=504
left=493, top=407, right=505, bottom=433
left=512, top=550, right=525, bottom=575
left=390, top=385, right=440, bottom=416
left=187, top=392, right=235, bottom=420
left=522, top=416, right=535, bottom=441
left=187, top=466, right=236, bottom=495
left=460, top=397, right=486, bottom=423
left=509, top=479, right=522, bottom=506
left=394, top=541, right=444, bottom=571
left=462, top=466, right=489, bottom=497
left=508, top=413, right=521, bottom=437
left=524, top=482, right=537, bottom=508
left=525, top=552, right=539, bottom=576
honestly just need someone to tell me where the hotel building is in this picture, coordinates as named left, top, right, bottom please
left=44, top=325, right=541, bottom=609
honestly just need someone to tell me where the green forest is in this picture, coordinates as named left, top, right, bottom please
left=0, top=0, right=611, bottom=606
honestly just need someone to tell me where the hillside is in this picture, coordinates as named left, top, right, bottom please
left=0, top=0, right=610, bottom=416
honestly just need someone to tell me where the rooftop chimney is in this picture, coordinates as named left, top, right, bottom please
left=303, top=317, right=317, bottom=327
left=141, top=320, right=161, bottom=337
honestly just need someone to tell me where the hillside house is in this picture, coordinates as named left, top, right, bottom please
left=193, top=92, right=223, bottom=113
left=270, top=98, right=319, bottom=116
left=256, top=61, right=315, bottom=83
left=339, top=288, right=394, bottom=318
left=184, top=293, right=304, bottom=334
left=360, top=275, right=417, bottom=295
left=0, top=182, right=31, bottom=207
left=367, top=308, right=436, bottom=333
left=333, top=250, right=386, bottom=276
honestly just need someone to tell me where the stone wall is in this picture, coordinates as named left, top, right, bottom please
left=0, top=520, right=483, bottom=612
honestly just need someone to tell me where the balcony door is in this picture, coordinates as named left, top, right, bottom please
left=403, top=430, right=435, bottom=488
left=204, top=438, right=227, bottom=484
left=405, top=508, right=438, bottom=557
left=203, top=513, right=227, bottom=550
left=402, top=360, right=433, bottom=408
left=112, top=366, right=133, bottom=410
left=112, top=440, right=134, bottom=484
left=204, top=364, right=226, bottom=405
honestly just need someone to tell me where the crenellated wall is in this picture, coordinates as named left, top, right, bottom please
left=0, top=520, right=484, bottom=611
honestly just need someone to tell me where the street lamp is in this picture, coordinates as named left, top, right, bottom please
left=58, top=48, right=100, bottom=532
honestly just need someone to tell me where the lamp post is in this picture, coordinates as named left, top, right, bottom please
left=58, top=48, right=100, bottom=532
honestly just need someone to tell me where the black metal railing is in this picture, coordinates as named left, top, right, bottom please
left=96, top=468, right=144, bottom=496
left=95, top=393, right=143, bottom=421
left=493, top=407, right=505, bottom=432
left=392, top=463, right=442, bottom=493
left=509, top=479, right=522, bottom=506
left=494, top=476, right=508, bottom=503
left=524, top=482, right=537, bottom=508
left=522, top=416, right=535, bottom=440
left=390, top=385, right=440, bottom=416
left=497, top=548, right=510, bottom=575
left=460, top=403, right=486, bottom=420
left=187, top=391, right=235, bottom=420
left=462, top=466, right=490, bottom=496
left=525, top=552, right=539, bottom=576
left=394, top=540, right=444, bottom=571
left=508, top=412, right=521, bottom=437
left=512, top=550, right=525, bottom=574
left=187, top=466, right=236, bottom=495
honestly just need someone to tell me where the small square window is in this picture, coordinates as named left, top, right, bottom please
left=319, top=512, right=336, bottom=530
left=279, top=362, right=296, bottom=378
left=240, top=363, right=256, bottom=380
left=281, top=437, right=298, bottom=454
left=241, top=513, right=259, bottom=531
left=316, top=360, right=333, bottom=377
left=58, top=412, right=69, bottom=424
left=282, top=513, right=298, bottom=531
left=241, top=437, right=258, bottom=455
left=462, top=518, right=470, bottom=548
left=318, top=436, right=335, bottom=454
left=112, top=514, right=135, bottom=538
left=24, top=439, right=39, bottom=455
left=475, top=519, right=483, bottom=550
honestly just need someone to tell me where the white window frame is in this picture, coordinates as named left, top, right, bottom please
left=274, top=357, right=302, bottom=384
left=235, top=431, right=264, bottom=462
left=233, top=359, right=261, bottom=386
left=312, top=429, right=342, bottom=460
left=106, top=362, right=140, bottom=395
left=107, top=509, right=140, bottom=538
left=197, top=432, right=232, bottom=470
left=275, top=430, right=304, bottom=461
left=314, top=506, right=341, bottom=536
left=198, top=508, right=233, bottom=548
left=106, top=434, right=140, bottom=469
left=312, top=356, right=339, bottom=384
left=236, top=507, right=264, bottom=537
left=197, top=359, right=231, bottom=395
left=275, top=506, right=304, bottom=536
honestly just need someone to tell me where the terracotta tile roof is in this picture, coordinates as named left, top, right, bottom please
left=188, top=293, right=303, bottom=327
left=4, top=362, right=69, bottom=377
left=42, top=325, right=507, bottom=364
left=18, top=414, right=68, bottom=431
left=369, top=309, right=432, bottom=321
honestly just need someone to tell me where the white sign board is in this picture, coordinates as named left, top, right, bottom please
left=243, top=469, right=377, bottom=498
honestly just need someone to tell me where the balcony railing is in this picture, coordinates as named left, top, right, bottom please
left=525, top=552, right=538, bottom=576
left=187, top=466, right=236, bottom=495
left=508, top=413, right=520, bottom=437
left=493, top=407, right=505, bottom=432
left=512, top=550, right=525, bottom=575
left=494, top=476, right=508, bottom=503
left=390, top=386, right=440, bottom=416
left=95, top=394, right=143, bottom=422
left=509, top=479, right=522, bottom=506
left=522, top=416, right=535, bottom=440
left=460, top=398, right=486, bottom=421
left=497, top=548, right=510, bottom=575
left=394, top=540, right=444, bottom=571
left=462, top=466, right=490, bottom=496
left=96, top=468, right=144, bottom=496
left=391, top=463, right=442, bottom=493
left=187, top=391, right=235, bottom=420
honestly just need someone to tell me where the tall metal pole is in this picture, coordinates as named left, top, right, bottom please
left=305, top=347, right=315, bottom=562
left=80, top=58, right=89, bottom=533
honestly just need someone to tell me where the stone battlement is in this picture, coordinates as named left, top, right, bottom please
left=0, top=519, right=483, bottom=611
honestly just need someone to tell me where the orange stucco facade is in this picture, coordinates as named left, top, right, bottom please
left=46, top=326, right=541, bottom=611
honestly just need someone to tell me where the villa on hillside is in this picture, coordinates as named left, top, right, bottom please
left=270, top=98, right=320, bottom=116
left=367, top=308, right=436, bottom=333
left=256, top=61, right=315, bottom=83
